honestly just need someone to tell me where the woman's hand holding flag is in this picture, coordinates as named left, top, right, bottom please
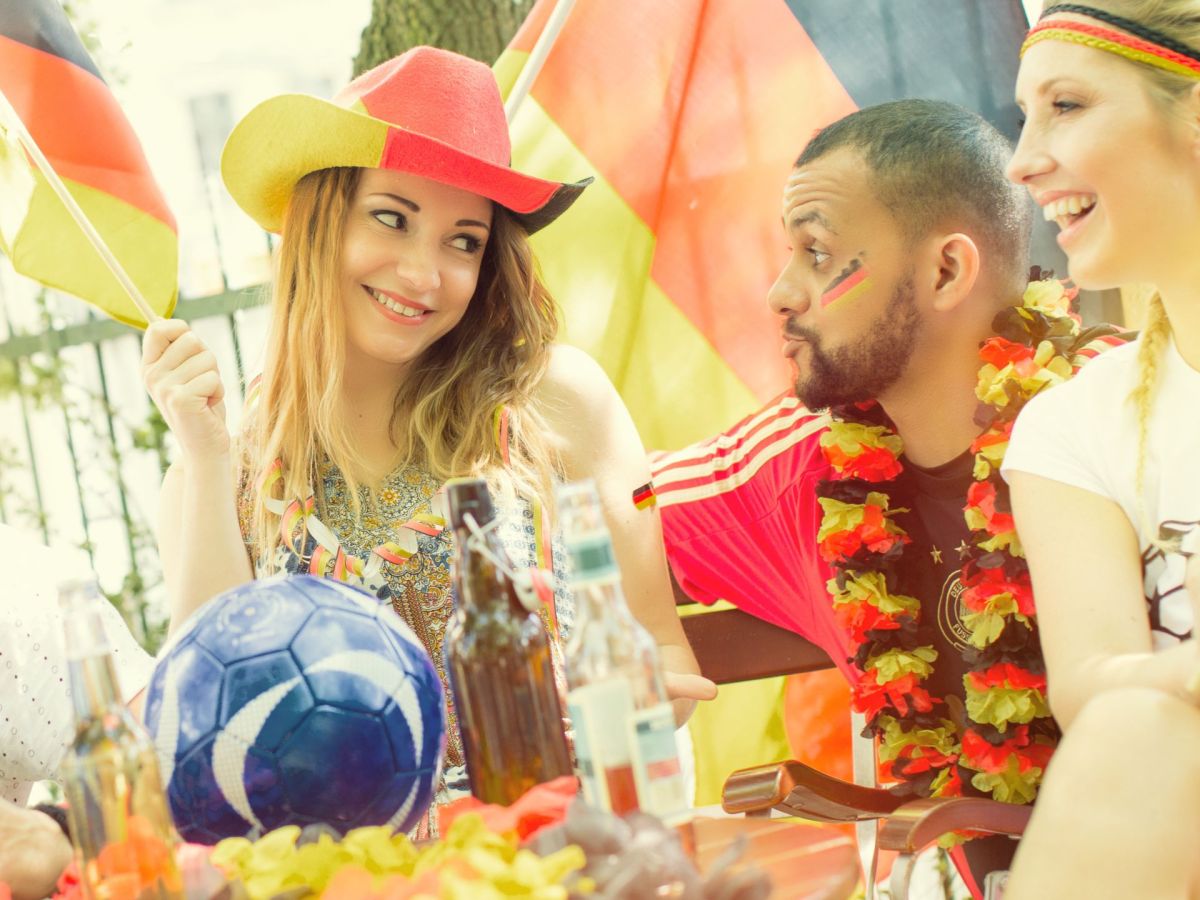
left=141, top=320, right=230, bottom=463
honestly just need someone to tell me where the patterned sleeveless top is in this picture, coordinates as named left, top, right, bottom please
left=235, top=459, right=574, bottom=837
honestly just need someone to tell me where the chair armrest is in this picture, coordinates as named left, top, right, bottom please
left=722, top=759, right=915, bottom=822
left=679, top=608, right=833, bottom=685
left=878, top=797, right=1032, bottom=853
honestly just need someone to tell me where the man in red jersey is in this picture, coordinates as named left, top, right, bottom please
left=651, top=98, right=1121, bottom=895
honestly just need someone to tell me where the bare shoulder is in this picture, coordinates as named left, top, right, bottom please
left=531, top=344, right=640, bottom=477
left=532, top=343, right=617, bottom=424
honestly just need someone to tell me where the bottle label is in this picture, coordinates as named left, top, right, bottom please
left=565, top=533, right=620, bottom=585
left=629, top=703, right=689, bottom=821
left=567, top=679, right=635, bottom=811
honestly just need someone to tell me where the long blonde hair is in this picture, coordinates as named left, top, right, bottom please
left=242, top=167, right=562, bottom=567
left=1059, top=2, right=1200, bottom=543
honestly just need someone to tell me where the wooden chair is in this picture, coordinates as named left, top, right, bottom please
left=678, top=598, right=1030, bottom=899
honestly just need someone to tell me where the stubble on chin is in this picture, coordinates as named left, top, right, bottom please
left=790, top=277, right=921, bottom=411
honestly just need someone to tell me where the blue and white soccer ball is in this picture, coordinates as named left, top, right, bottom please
left=144, top=575, right=446, bottom=844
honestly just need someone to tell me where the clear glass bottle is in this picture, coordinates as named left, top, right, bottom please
left=443, top=478, right=573, bottom=804
left=558, top=479, right=688, bottom=820
left=58, top=577, right=182, bottom=899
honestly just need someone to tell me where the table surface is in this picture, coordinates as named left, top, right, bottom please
left=682, top=815, right=860, bottom=900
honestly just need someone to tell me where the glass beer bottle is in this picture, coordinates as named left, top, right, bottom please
left=558, top=480, right=688, bottom=820
left=443, top=478, right=573, bottom=804
left=58, top=577, right=182, bottom=899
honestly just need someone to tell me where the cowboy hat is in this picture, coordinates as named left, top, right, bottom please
left=221, top=45, right=591, bottom=234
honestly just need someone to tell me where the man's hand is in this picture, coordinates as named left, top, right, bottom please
left=0, top=800, right=72, bottom=900
left=664, top=671, right=718, bottom=703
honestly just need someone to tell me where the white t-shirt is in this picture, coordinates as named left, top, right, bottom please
left=0, top=526, right=156, bottom=805
left=1002, top=337, right=1198, bottom=650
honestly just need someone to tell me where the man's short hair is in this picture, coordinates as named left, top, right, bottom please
left=796, top=99, right=1032, bottom=295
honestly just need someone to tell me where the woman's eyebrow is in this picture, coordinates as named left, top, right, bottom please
left=367, top=192, right=420, bottom=212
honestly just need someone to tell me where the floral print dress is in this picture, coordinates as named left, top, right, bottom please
left=237, top=460, right=574, bottom=837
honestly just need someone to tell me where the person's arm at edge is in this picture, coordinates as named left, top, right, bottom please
left=158, top=457, right=253, bottom=635
left=0, top=799, right=72, bottom=900
left=1009, top=471, right=1197, bottom=729
left=534, top=344, right=717, bottom=724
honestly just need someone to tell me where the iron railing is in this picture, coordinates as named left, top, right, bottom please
left=0, top=283, right=266, bottom=649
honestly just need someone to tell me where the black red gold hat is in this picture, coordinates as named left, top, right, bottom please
left=221, top=45, right=591, bottom=234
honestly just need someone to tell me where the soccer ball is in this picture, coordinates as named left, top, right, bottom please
left=143, top=575, right=446, bottom=844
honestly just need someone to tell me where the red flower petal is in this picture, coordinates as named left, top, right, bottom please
left=852, top=673, right=936, bottom=718
left=966, top=663, right=1047, bottom=692
left=833, top=601, right=901, bottom=644
left=841, top=446, right=903, bottom=482
left=971, top=420, right=1015, bottom=453
left=980, top=337, right=1036, bottom=368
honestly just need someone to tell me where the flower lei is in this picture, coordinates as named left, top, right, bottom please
left=816, top=272, right=1124, bottom=809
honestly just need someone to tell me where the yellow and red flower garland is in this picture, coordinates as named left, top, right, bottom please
left=816, top=274, right=1124, bottom=809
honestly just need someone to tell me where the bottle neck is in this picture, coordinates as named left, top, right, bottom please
left=68, top=656, right=123, bottom=722
left=452, top=522, right=525, bottom=615
left=63, top=607, right=123, bottom=721
left=572, top=576, right=634, bottom=628
left=564, top=529, right=635, bottom=624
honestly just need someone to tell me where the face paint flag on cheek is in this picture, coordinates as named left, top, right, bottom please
left=821, top=258, right=872, bottom=308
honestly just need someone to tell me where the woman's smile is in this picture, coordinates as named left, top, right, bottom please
left=363, top=285, right=433, bottom=326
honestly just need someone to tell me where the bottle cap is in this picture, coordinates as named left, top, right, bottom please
left=446, top=477, right=495, bottom=530
left=511, top=567, right=555, bottom=613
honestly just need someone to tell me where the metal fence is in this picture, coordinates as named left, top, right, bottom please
left=0, top=259, right=1130, bottom=655
left=0, top=277, right=268, bottom=651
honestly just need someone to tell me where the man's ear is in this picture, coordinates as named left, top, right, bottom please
left=926, top=232, right=981, bottom=313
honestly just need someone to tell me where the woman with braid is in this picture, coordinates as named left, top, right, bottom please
left=1002, top=2, right=1200, bottom=895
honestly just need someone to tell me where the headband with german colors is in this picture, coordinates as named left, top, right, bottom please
left=1022, top=3, right=1200, bottom=80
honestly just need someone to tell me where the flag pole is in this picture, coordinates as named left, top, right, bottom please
left=0, top=87, right=161, bottom=325
left=504, top=0, right=578, bottom=123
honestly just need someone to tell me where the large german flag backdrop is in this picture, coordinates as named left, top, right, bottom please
left=496, top=0, right=1029, bottom=803
left=0, top=0, right=177, bottom=327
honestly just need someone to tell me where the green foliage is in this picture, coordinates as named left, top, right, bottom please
left=0, top=291, right=167, bottom=653
left=353, top=0, right=537, bottom=74
left=131, top=404, right=171, bottom=478
left=0, top=2, right=176, bottom=656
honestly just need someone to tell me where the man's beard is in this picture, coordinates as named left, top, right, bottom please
left=788, top=276, right=921, bottom=410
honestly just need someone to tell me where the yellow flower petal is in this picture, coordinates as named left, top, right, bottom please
left=1022, top=280, right=1070, bottom=316
left=868, top=646, right=938, bottom=683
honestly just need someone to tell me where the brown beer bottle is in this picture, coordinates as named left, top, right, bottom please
left=443, top=478, right=573, bottom=804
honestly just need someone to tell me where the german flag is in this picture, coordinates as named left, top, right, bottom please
left=0, top=0, right=177, bottom=328
left=497, top=0, right=1029, bottom=804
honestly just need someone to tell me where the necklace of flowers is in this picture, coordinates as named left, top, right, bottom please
left=815, top=272, right=1126, bottom=808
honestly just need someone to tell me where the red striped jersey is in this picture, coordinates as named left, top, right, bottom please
left=650, top=394, right=854, bottom=678
left=650, top=330, right=1131, bottom=683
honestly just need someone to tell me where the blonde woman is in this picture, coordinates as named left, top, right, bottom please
left=1000, top=2, right=1200, bottom=895
left=141, top=47, right=713, bottom=828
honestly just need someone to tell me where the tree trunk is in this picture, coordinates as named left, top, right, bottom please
left=354, top=0, right=538, bottom=75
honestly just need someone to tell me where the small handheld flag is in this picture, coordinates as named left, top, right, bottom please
left=0, top=0, right=177, bottom=328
